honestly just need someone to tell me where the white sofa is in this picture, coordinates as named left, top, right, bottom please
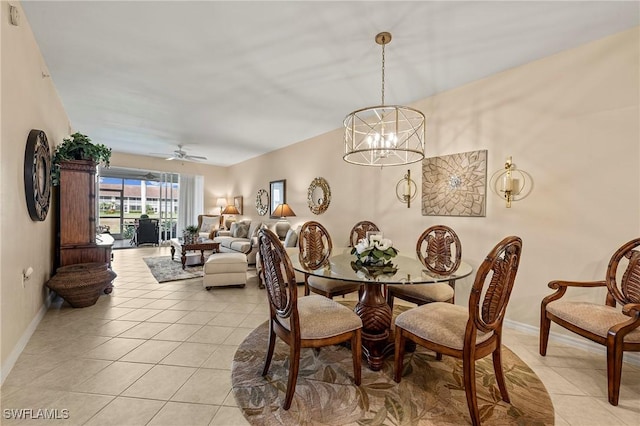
left=212, top=220, right=263, bottom=265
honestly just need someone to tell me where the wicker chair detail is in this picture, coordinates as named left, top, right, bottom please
left=349, top=221, right=380, bottom=247
left=387, top=225, right=460, bottom=309
left=298, top=221, right=361, bottom=298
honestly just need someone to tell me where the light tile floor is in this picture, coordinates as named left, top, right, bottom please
left=1, top=246, right=639, bottom=425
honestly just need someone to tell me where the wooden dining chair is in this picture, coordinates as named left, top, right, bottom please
left=349, top=221, right=380, bottom=247
left=299, top=221, right=362, bottom=298
left=386, top=225, right=460, bottom=309
left=394, top=236, right=523, bottom=426
left=540, top=237, right=640, bottom=406
left=258, top=228, right=362, bottom=410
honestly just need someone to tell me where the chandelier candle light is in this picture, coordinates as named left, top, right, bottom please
left=344, top=32, right=426, bottom=167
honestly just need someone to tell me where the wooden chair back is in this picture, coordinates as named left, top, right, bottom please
left=298, top=221, right=333, bottom=270
left=258, top=228, right=299, bottom=324
left=468, top=236, right=522, bottom=336
left=416, top=225, right=462, bottom=276
left=349, top=221, right=380, bottom=247
left=606, top=238, right=640, bottom=307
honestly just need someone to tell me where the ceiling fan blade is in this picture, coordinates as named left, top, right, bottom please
left=165, top=156, right=176, bottom=161
left=185, top=155, right=207, bottom=161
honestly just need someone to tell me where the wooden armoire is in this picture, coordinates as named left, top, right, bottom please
left=56, top=159, right=113, bottom=270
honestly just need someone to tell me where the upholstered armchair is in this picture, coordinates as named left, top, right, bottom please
left=197, top=214, right=223, bottom=239
left=386, top=225, right=460, bottom=309
left=258, top=228, right=362, bottom=410
left=299, top=221, right=361, bottom=299
left=394, top=236, right=523, bottom=426
left=540, top=237, right=640, bottom=406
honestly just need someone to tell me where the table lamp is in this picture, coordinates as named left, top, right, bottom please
left=221, top=204, right=240, bottom=230
left=272, top=203, right=296, bottom=239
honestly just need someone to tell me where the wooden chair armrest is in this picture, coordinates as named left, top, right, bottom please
left=548, top=280, right=606, bottom=289
left=622, top=303, right=640, bottom=317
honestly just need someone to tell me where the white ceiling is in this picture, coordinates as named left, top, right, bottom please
left=21, top=1, right=639, bottom=166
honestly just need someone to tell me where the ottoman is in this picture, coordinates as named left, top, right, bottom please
left=203, top=252, right=247, bottom=290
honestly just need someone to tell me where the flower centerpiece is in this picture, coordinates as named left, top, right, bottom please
left=351, top=234, right=398, bottom=271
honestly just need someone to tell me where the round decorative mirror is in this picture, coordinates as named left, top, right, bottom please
left=307, top=177, right=331, bottom=215
left=256, top=189, right=269, bottom=216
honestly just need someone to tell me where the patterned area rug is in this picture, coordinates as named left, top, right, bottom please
left=143, top=256, right=203, bottom=283
left=231, top=305, right=554, bottom=425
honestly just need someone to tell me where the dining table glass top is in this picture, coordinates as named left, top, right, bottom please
left=291, top=249, right=473, bottom=285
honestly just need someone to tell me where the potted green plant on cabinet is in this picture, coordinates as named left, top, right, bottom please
left=52, top=132, right=111, bottom=185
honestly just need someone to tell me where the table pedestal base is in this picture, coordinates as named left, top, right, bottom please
left=355, top=282, right=394, bottom=371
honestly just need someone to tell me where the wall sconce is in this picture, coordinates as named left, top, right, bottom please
left=395, top=169, right=418, bottom=208
left=490, top=156, right=531, bottom=208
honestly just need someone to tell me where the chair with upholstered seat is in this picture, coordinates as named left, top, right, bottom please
left=386, top=225, right=460, bottom=309
left=299, top=221, right=362, bottom=298
left=258, top=228, right=362, bottom=410
left=394, top=236, right=523, bottom=426
left=136, top=218, right=159, bottom=246
left=349, top=221, right=380, bottom=247
left=540, top=237, right=640, bottom=406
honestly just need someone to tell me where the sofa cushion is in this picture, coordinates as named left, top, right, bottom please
left=229, top=239, right=252, bottom=253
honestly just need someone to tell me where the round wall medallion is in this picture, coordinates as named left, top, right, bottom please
left=256, top=189, right=269, bottom=216
left=307, top=177, right=331, bottom=215
left=24, top=129, right=52, bottom=221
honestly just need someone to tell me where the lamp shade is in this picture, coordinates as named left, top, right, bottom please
left=216, top=198, right=227, bottom=207
left=272, top=203, right=296, bottom=218
left=221, top=204, right=240, bottom=215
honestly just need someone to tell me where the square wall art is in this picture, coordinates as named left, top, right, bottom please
left=421, top=149, right=487, bottom=217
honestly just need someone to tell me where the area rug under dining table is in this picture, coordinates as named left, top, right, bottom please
left=231, top=305, right=554, bottom=425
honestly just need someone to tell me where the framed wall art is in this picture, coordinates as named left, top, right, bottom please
left=234, top=196, right=243, bottom=215
left=421, top=149, right=487, bottom=217
left=269, top=179, right=286, bottom=218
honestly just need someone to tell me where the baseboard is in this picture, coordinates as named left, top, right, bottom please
left=0, top=292, right=55, bottom=385
left=503, top=319, right=640, bottom=367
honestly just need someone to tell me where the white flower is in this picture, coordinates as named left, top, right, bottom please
left=376, top=238, right=392, bottom=251
left=369, top=234, right=383, bottom=244
left=355, top=239, right=369, bottom=254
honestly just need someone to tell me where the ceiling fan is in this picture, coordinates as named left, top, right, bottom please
left=154, top=145, right=207, bottom=162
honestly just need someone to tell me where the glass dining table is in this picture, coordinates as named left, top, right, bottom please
left=291, top=250, right=473, bottom=371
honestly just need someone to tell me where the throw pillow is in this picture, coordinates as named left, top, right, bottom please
left=234, top=223, right=249, bottom=239
left=200, top=216, right=218, bottom=233
left=284, top=228, right=298, bottom=247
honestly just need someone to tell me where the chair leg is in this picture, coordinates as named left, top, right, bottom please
left=606, top=337, right=623, bottom=406
left=463, top=355, right=480, bottom=426
left=492, top=345, right=510, bottom=403
left=303, top=275, right=310, bottom=296
left=540, top=310, right=551, bottom=356
left=394, top=328, right=405, bottom=383
left=351, top=329, right=362, bottom=386
left=262, top=320, right=276, bottom=376
left=283, top=343, right=301, bottom=410
left=435, top=352, right=443, bottom=361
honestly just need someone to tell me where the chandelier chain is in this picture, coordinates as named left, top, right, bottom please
left=381, top=41, right=385, bottom=106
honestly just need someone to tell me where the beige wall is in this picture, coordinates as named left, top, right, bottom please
left=228, top=27, right=640, bottom=328
left=1, top=2, right=71, bottom=373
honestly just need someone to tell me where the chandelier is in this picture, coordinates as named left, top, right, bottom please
left=344, top=32, right=425, bottom=167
